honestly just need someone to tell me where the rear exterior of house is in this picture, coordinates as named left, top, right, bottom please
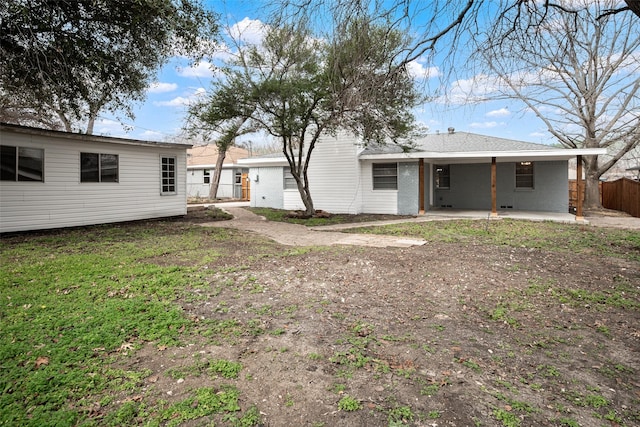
left=241, top=131, right=603, bottom=215
left=0, top=123, right=190, bottom=233
left=186, top=145, right=250, bottom=200
left=187, top=166, right=249, bottom=199
left=246, top=133, right=363, bottom=214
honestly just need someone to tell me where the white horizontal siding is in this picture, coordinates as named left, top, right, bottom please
left=360, top=161, right=399, bottom=214
left=247, top=133, right=363, bottom=213
left=305, top=132, right=362, bottom=214
left=250, top=167, right=284, bottom=208
left=0, top=130, right=188, bottom=232
left=186, top=168, right=237, bottom=199
left=283, top=189, right=305, bottom=210
left=216, top=169, right=235, bottom=198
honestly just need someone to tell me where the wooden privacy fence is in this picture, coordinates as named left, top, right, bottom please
left=569, top=178, right=639, bottom=217
left=601, top=178, right=640, bottom=217
left=241, top=173, right=251, bottom=200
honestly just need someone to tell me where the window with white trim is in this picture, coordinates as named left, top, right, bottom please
left=372, top=163, right=397, bottom=190
left=283, top=167, right=297, bottom=189
left=435, top=164, right=450, bottom=189
left=203, top=169, right=210, bottom=184
left=515, top=161, right=534, bottom=189
left=1, top=145, right=44, bottom=182
left=161, top=156, right=177, bottom=194
left=81, top=153, right=118, bottom=182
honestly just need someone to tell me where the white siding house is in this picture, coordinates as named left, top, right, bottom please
left=239, top=131, right=606, bottom=215
left=186, top=145, right=249, bottom=200
left=245, top=132, right=364, bottom=213
left=0, top=123, right=191, bottom=233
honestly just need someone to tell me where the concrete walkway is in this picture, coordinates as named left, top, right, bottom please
left=196, top=203, right=639, bottom=248
left=199, top=206, right=427, bottom=248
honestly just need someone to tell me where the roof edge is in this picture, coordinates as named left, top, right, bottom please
left=359, top=148, right=607, bottom=160
left=0, top=122, right=192, bottom=149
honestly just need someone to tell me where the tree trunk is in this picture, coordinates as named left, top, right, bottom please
left=584, top=174, right=601, bottom=210
left=583, top=153, right=602, bottom=210
left=57, top=111, right=72, bottom=132
left=86, top=114, right=95, bottom=135
left=298, top=183, right=315, bottom=217
left=208, top=149, right=226, bottom=199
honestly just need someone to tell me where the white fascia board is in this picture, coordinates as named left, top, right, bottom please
left=237, top=157, right=289, bottom=167
left=359, top=148, right=607, bottom=162
left=187, top=163, right=242, bottom=170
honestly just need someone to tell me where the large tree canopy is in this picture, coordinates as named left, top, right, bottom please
left=187, top=19, right=422, bottom=215
left=481, top=0, right=639, bottom=209
left=0, top=0, right=218, bottom=133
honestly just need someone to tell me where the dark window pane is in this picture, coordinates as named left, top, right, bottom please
left=81, top=153, right=99, bottom=182
left=516, top=175, right=534, bottom=188
left=17, top=147, right=44, bottom=181
left=161, top=157, right=176, bottom=193
left=100, top=154, right=118, bottom=182
left=435, top=165, right=450, bottom=189
left=1, top=145, right=17, bottom=181
left=516, top=162, right=534, bottom=188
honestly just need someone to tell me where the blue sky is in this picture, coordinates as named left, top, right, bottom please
left=91, top=1, right=559, bottom=146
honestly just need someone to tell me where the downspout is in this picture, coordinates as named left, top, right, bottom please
left=491, top=157, right=498, bottom=217
left=419, top=158, right=425, bottom=214
left=576, top=155, right=584, bottom=222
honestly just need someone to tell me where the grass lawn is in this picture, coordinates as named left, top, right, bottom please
left=1, top=216, right=638, bottom=426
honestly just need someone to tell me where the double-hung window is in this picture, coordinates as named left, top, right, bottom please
left=372, top=163, right=398, bottom=190
left=435, top=165, right=450, bottom=189
left=161, top=157, right=177, bottom=194
left=203, top=169, right=210, bottom=184
left=1, top=145, right=44, bottom=182
left=515, top=161, right=534, bottom=189
left=81, top=153, right=118, bottom=182
left=283, top=167, right=297, bottom=189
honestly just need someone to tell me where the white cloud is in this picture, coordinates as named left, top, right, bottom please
left=94, top=118, right=126, bottom=136
left=227, top=17, right=267, bottom=45
left=154, top=88, right=206, bottom=107
left=469, top=121, right=503, bottom=129
left=147, top=82, right=178, bottom=94
left=177, top=62, right=215, bottom=78
left=140, top=130, right=165, bottom=140
left=486, top=108, right=510, bottom=118
left=407, top=61, right=440, bottom=79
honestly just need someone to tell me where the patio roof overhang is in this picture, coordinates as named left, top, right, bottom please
left=358, top=147, right=607, bottom=163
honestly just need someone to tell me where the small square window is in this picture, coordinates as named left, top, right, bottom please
left=283, top=167, right=297, bottom=189
left=372, top=163, right=397, bottom=190
left=516, top=161, right=534, bottom=189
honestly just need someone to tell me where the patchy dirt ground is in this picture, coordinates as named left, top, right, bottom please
left=124, top=212, right=639, bottom=427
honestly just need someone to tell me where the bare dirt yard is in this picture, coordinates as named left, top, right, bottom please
left=2, top=209, right=638, bottom=427
left=130, top=210, right=639, bottom=427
